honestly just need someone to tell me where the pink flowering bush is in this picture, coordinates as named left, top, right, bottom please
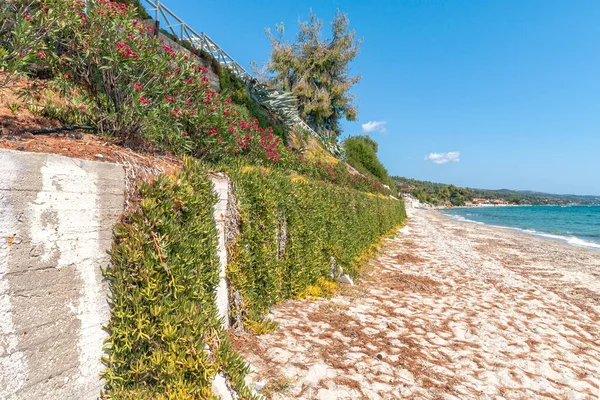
left=6, top=0, right=390, bottom=194
left=0, top=0, right=68, bottom=87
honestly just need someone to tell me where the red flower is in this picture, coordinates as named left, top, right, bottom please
left=229, top=126, right=235, bottom=133
left=140, top=96, right=150, bottom=105
left=133, top=81, right=143, bottom=91
left=226, top=98, right=232, bottom=103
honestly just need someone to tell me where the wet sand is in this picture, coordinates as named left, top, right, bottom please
left=232, top=205, right=600, bottom=399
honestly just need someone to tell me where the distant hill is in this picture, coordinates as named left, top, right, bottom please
left=392, top=176, right=600, bottom=206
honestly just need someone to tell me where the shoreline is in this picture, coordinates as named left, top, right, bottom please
left=421, top=206, right=600, bottom=316
left=435, top=208, right=600, bottom=251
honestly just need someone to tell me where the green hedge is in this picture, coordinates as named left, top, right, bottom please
left=101, top=159, right=405, bottom=397
left=226, top=165, right=407, bottom=325
left=102, top=159, right=255, bottom=399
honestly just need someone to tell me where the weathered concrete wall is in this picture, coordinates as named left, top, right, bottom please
left=0, top=149, right=124, bottom=399
left=211, top=173, right=232, bottom=330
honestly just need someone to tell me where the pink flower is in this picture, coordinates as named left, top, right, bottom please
left=226, top=98, right=232, bottom=103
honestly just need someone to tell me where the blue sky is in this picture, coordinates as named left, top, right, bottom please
left=156, top=0, right=600, bottom=195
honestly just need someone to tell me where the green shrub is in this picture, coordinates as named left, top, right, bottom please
left=343, top=135, right=395, bottom=187
left=219, top=68, right=288, bottom=141
left=102, top=158, right=255, bottom=399
left=225, top=165, right=406, bottom=325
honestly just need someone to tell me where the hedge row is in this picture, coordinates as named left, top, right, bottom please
left=102, top=159, right=255, bottom=399
left=101, top=159, right=406, bottom=397
left=226, top=165, right=407, bottom=325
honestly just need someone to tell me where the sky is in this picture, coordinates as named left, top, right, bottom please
left=153, top=0, right=600, bottom=195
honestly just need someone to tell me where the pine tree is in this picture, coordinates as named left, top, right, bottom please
left=264, top=9, right=362, bottom=133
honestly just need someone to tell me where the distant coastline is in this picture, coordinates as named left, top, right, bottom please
left=394, top=176, right=600, bottom=208
left=440, top=204, right=600, bottom=250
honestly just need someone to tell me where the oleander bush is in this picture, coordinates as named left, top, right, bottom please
left=102, top=158, right=255, bottom=399
left=3, top=0, right=392, bottom=194
left=219, top=68, right=288, bottom=141
left=225, top=165, right=407, bottom=326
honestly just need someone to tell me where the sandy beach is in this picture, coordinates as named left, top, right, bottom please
left=232, top=204, right=600, bottom=399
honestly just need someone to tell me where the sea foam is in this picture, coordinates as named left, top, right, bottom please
left=446, top=214, right=600, bottom=250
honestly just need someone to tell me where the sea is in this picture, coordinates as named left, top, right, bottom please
left=442, top=205, right=600, bottom=250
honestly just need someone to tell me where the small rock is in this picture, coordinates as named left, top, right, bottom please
left=337, top=273, right=354, bottom=285
left=16, top=146, right=25, bottom=151
left=95, top=154, right=104, bottom=159
left=329, top=256, right=342, bottom=278
left=254, top=380, right=266, bottom=391
left=211, top=372, right=237, bottom=400
left=376, top=353, right=383, bottom=360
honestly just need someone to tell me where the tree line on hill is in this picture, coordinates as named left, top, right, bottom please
left=392, top=176, right=600, bottom=206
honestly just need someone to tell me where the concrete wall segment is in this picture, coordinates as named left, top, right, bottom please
left=0, top=149, right=124, bottom=400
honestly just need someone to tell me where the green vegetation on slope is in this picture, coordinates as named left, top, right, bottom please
left=1, top=0, right=392, bottom=194
left=226, top=165, right=407, bottom=328
left=102, top=160, right=406, bottom=398
left=218, top=68, right=288, bottom=141
left=344, top=135, right=395, bottom=188
left=393, top=177, right=471, bottom=206
left=103, top=159, right=255, bottom=399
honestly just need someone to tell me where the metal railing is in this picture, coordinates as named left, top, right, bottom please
left=140, top=0, right=345, bottom=159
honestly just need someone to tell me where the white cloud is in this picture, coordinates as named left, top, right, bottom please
left=361, top=120, right=387, bottom=133
left=424, top=151, right=460, bottom=164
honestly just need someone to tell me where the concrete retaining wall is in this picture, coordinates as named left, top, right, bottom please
left=0, top=149, right=124, bottom=400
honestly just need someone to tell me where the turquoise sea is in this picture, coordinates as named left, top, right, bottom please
left=442, top=205, right=600, bottom=250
